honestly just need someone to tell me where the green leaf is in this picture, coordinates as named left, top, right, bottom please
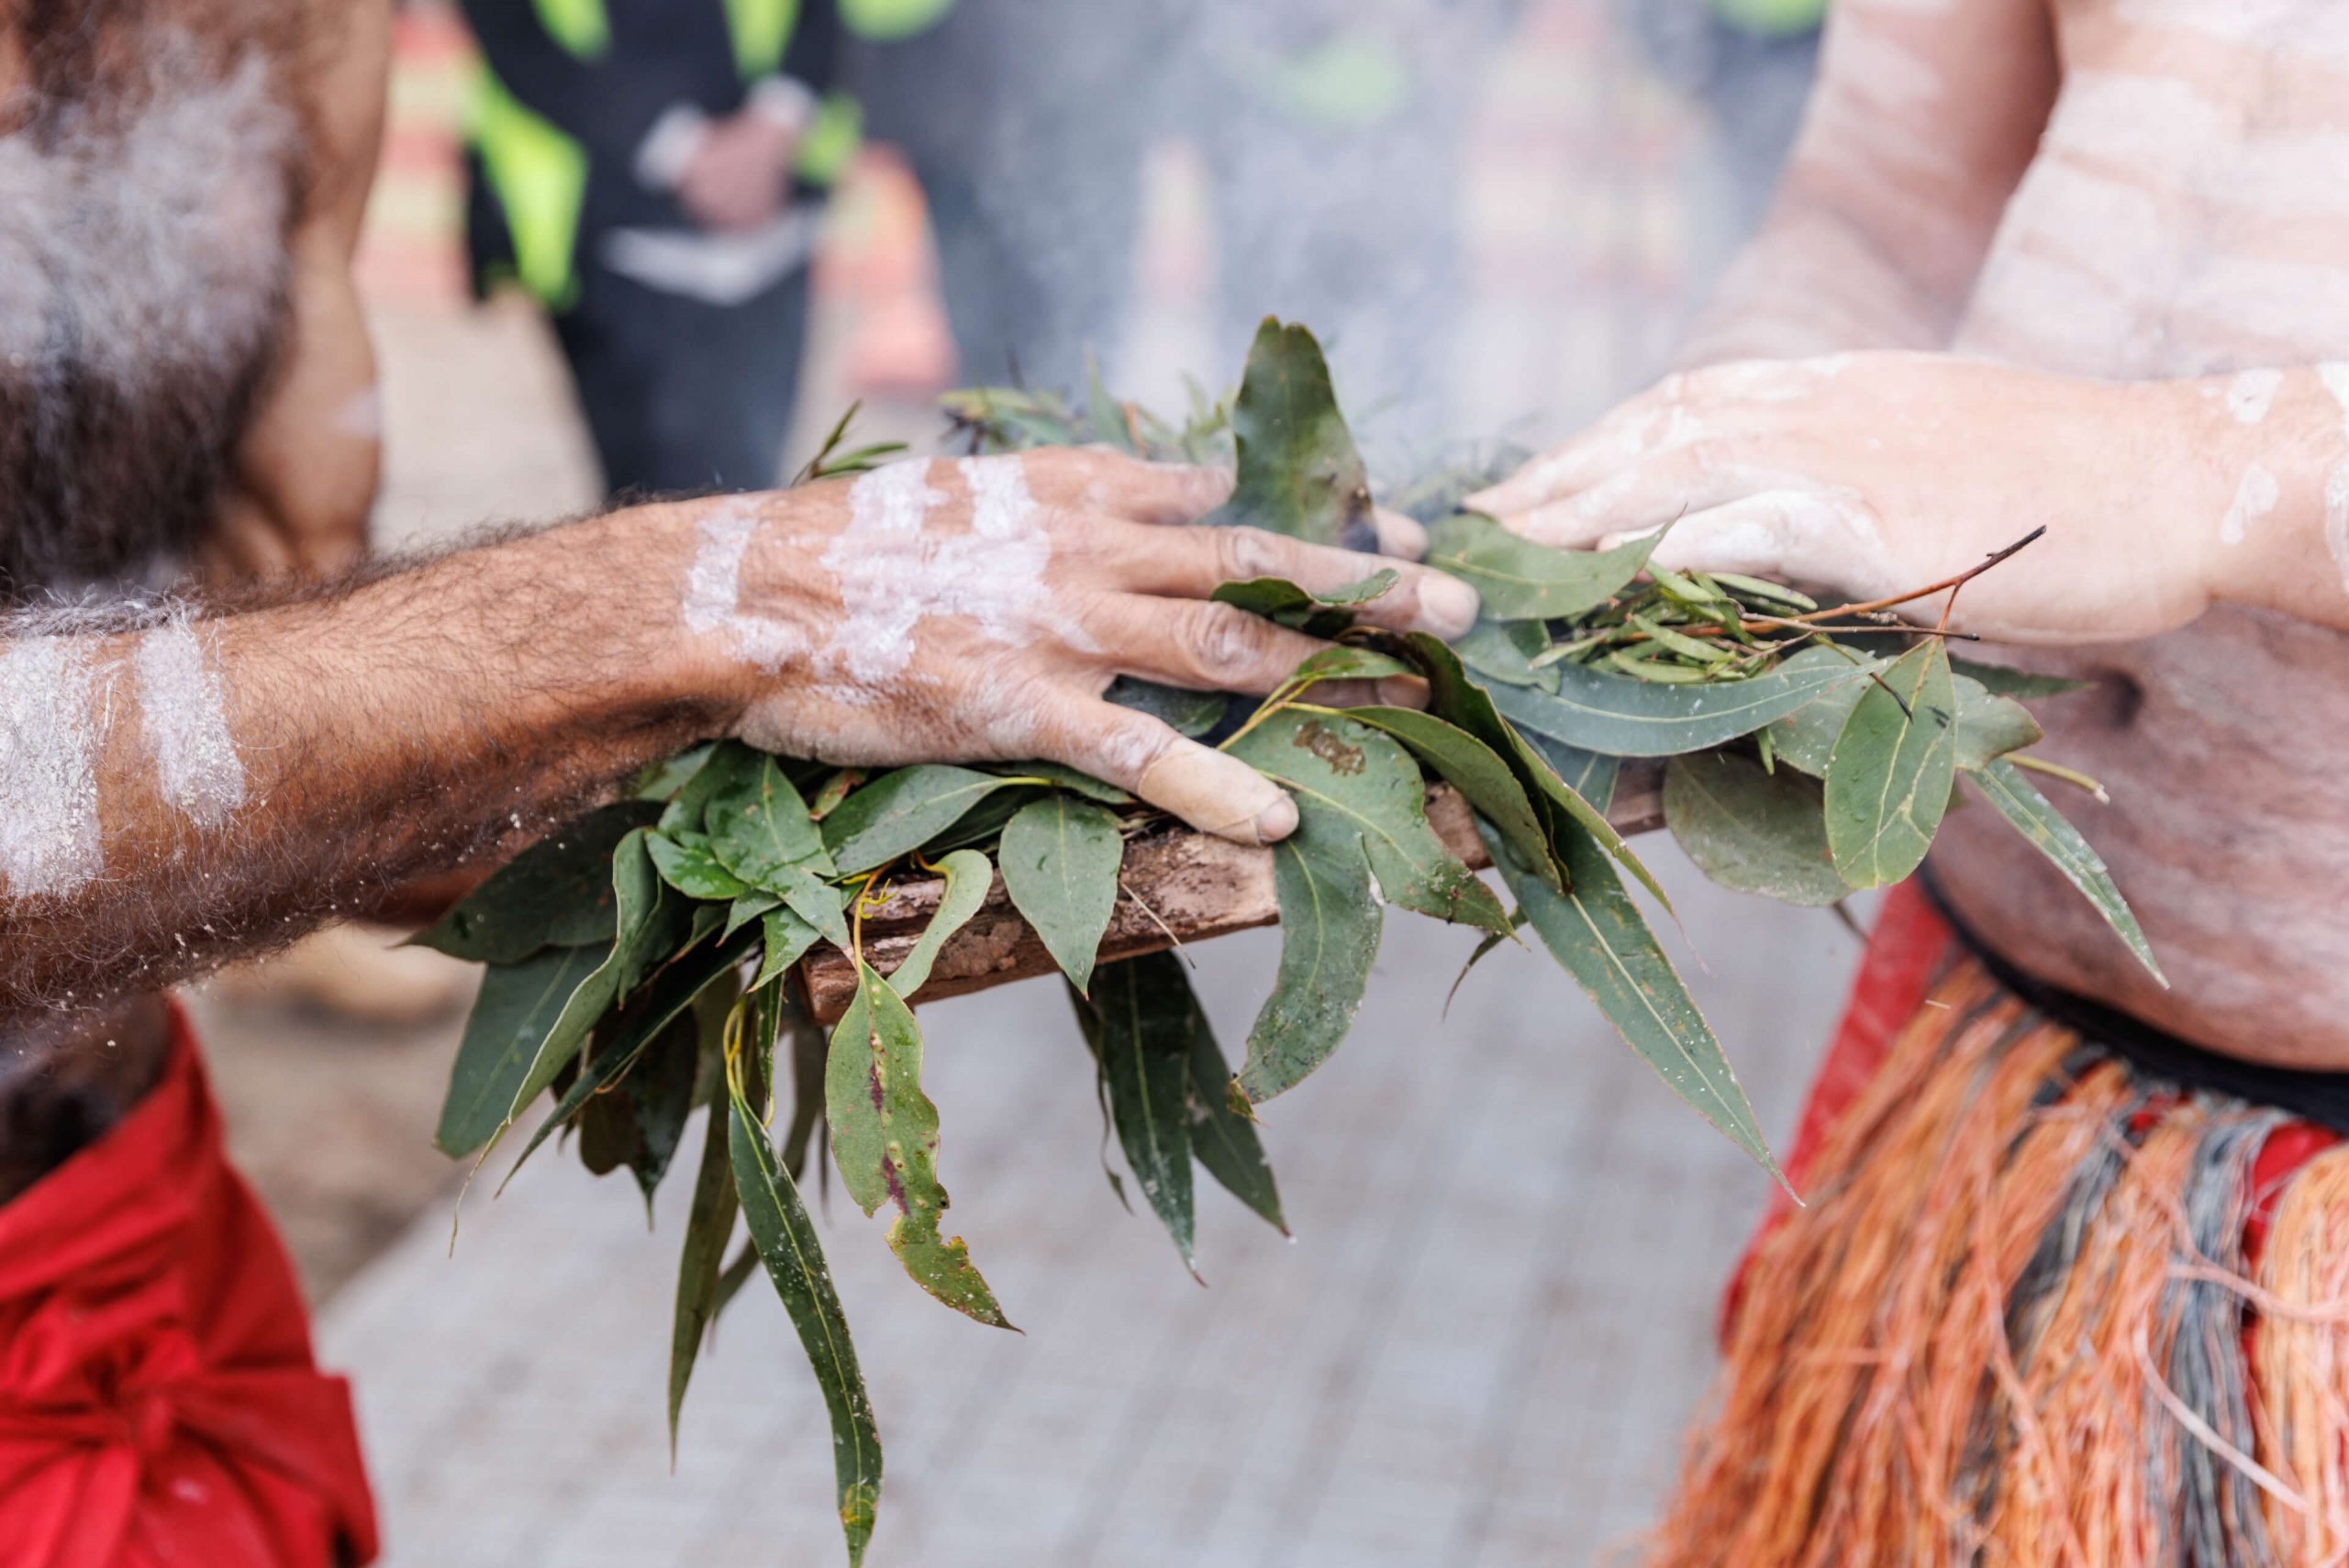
left=1761, top=647, right=1871, bottom=777
left=668, top=1097, right=740, bottom=1458
left=436, top=941, right=613, bottom=1157
left=1973, top=759, right=2165, bottom=984
left=1953, top=674, right=2043, bottom=773
left=647, top=831, right=752, bottom=902
left=885, top=849, right=994, bottom=997
left=1199, top=318, right=1371, bottom=547
left=771, top=862, right=852, bottom=948
left=1332, top=705, right=1553, bottom=883
left=1490, top=650, right=1882, bottom=758
left=707, top=754, right=835, bottom=885
left=410, top=801, right=657, bottom=962
left=826, top=963, right=1013, bottom=1327
left=822, top=765, right=1019, bottom=875
left=727, top=1075, right=884, bottom=1567
left=990, top=760, right=1133, bottom=804
left=1423, top=511, right=1659, bottom=621
left=1211, top=572, right=1395, bottom=638
left=1239, top=831, right=1379, bottom=1102
left=753, top=906, right=821, bottom=991
left=627, top=1011, right=702, bottom=1203
left=1824, top=642, right=1959, bottom=890
left=999, top=796, right=1125, bottom=995
left=633, top=741, right=715, bottom=804
left=1399, top=633, right=1666, bottom=909
left=1229, top=709, right=1510, bottom=936
left=1069, top=956, right=1198, bottom=1273
left=1452, top=619, right=1552, bottom=689
left=1949, top=657, right=2093, bottom=699
left=723, top=893, right=782, bottom=940
left=778, top=996, right=832, bottom=1178
left=1284, top=643, right=1419, bottom=688
left=1664, top=751, right=1849, bottom=907
left=1181, top=976, right=1286, bottom=1234
left=1105, top=677, right=1228, bottom=739
left=1483, top=820, right=1781, bottom=1183
left=660, top=739, right=763, bottom=835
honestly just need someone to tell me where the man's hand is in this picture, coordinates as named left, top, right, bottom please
left=676, top=110, right=796, bottom=232
left=675, top=448, right=1478, bottom=844
left=1468, top=353, right=2270, bottom=644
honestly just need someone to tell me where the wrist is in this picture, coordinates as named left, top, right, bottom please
left=2192, top=367, right=2331, bottom=618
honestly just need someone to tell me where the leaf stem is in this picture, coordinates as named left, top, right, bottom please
left=2007, top=752, right=2110, bottom=802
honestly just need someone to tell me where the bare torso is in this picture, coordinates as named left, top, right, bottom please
left=1935, top=0, right=2349, bottom=1065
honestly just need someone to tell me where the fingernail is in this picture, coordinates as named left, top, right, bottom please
left=1252, top=794, right=1299, bottom=843
left=1418, top=573, right=1481, bottom=639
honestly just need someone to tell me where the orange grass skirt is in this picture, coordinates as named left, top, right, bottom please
left=1653, top=884, right=2349, bottom=1567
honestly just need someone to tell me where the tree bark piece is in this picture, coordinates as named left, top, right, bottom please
left=799, top=762, right=1664, bottom=1024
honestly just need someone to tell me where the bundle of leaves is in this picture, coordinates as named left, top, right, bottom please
left=419, top=322, right=2157, bottom=1563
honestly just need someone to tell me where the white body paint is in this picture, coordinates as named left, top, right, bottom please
left=133, top=612, right=245, bottom=827
left=2220, top=463, right=2280, bottom=547
left=818, top=457, right=1093, bottom=689
left=0, top=37, right=294, bottom=391
left=2222, top=369, right=2283, bottom=426
left=682, top=499, right=803, bottom=670
left=0, top=639, right=106, bottom=898
left=2319, top=364, right=2349, bottom=592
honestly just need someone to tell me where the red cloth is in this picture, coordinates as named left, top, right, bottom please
left=0, top=1003, right=377, bottom=1568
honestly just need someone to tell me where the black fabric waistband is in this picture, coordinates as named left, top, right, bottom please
left=1915, top=871, right=2349, bottom=1137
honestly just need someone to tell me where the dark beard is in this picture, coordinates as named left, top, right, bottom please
left=0, top=0, right=302, bottom=604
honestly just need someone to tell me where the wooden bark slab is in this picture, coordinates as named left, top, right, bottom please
left=799, top=761, right=1664, bottom=1023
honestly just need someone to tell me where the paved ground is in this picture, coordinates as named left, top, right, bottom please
left=321, top=870, right=1865, bottom=1568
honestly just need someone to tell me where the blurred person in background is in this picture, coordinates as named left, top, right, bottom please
left=1472, top=0, right=2349, bottom=1556
left=1618, top=0, right=1824, bottom=239
left=852, top=1, right=1517, bottom=441
left=462, top=0, right=861, bottom=495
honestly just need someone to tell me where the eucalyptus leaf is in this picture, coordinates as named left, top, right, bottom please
left=1762, top=647, right=1871, bottom=777
left=885, top=849, right=994, bottom=998
left=825, top=963, right=1013, bottom=1327
left=1198, top=317, right=1371, bottom=547
left=1285, top=643, right=1419, bottom=688
left=1423, top=512, right=1659, bottom=621
left=1175, top=962, right=1286, bottom=1233
left=1483, top=821, right=1781, bottom=1183
left=753, top=906, right=821, bottom=991
left=1490, top=651, right=1882, bottom=758
left=1212, top=573, right=1394, bottom=638
left=1664, top=751, right=1848, bottom=907
left=410, top=801, right=657, bottom=962
left=1239, top=830, right=1379, bottom=1102
left=625, top=1013, right=702, bottom=1204
left=1069, top=957, right=1198, bottom=1273
left=1452, top=618, right=1552, bottom=689
left=1950, top=657, right=2093, bottom=699
left=999, top=796, right=1125, bottom=995
left=822, top=765, right=1019, bottom=875
left=1105, top=677, right=1227, bottom=739
left=724, top=893, right=782, bottom=941
left=992, top=760, right=1133, bottom=804
left=1953, top=675, right=2043, bottom=773
left=1824, top=641, right=1958, bottom=890
left=1332, top=705, right=1553, bottom=883
left=1973, top=759, right=2165, bottom=984
left=667, top=1100, right=740, bottom=1458
left=437, top=941, right=613, bottom=1158
left=727, top=1075, right=884, bottom=1567
left=659, top=739, right=762, bottom=835
left=707, top=754, right=834, bottom=885
left=1229, top=709, right=1510, bottom=936
left=647, top=832, right=752, bottom=902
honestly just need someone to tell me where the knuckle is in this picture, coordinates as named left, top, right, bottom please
left=1184, top=601, right=1273, bottom=680
left=1213, top=526, right=1282, bottom=581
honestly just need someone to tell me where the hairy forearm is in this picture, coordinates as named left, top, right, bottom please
left=0, top=508, right=716, bottom=1021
